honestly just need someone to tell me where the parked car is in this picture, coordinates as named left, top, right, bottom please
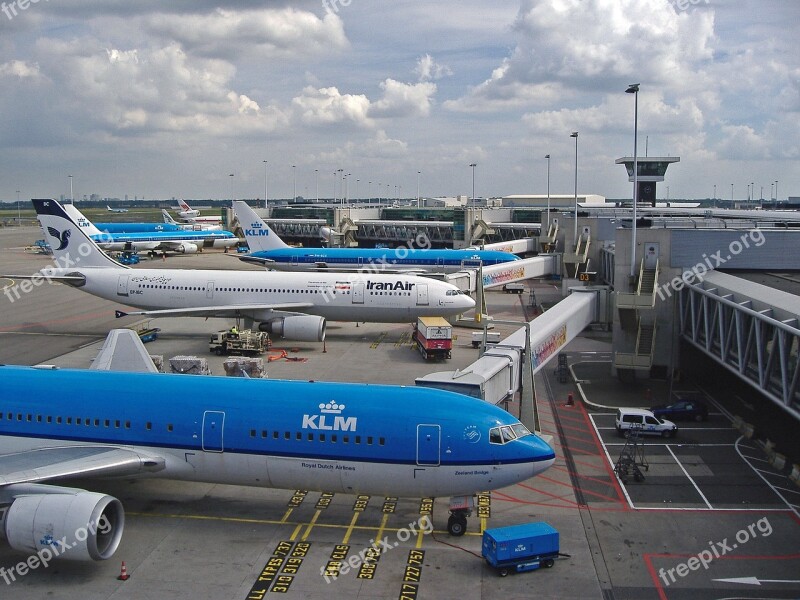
left=615, top=408, right=677, bottom=438
left=650, top=400, right=708, bottom=422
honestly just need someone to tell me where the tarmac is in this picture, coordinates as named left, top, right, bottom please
left=1, top=225, right=799, bottom=599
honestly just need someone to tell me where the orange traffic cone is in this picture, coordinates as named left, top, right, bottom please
left=117, top=561, right=130, bottom=581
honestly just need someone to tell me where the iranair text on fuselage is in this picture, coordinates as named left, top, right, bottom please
left=302, top=402, right=357, bottom=431
left=365, top=280, right=415, bottom=291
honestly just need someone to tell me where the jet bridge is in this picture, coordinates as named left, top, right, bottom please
left=678, top=271, right=800, bottom=418
left=416, top=287, right=603, bottom=404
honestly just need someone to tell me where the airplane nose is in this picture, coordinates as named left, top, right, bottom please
left=525, top=434, right=556, bottom=476
left=461, top=294, right=476, bottom=310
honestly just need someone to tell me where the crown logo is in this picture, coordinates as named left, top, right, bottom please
left=319, top=402, right=344, bottom=414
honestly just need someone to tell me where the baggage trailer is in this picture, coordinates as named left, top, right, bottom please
left=413, top=316, right=452, bottom=361
left=482, top=522, right=559, bottom=577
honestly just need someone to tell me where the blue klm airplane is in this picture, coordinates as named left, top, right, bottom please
left=63, top=203, right=238, bottom=253
left=233, top=201, right=519, bottom=273
left=0, top=360, right=555, bottom=562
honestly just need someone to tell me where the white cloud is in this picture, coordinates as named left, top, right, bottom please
left=139, top=8, right=348, bottom=60
left=0, top=60, right=41, bottom=79
left=291, top=85, right=372, bottom=128
left=370, top=79, right=437, bottom=118
left=415, top=54, right=453, bottom=82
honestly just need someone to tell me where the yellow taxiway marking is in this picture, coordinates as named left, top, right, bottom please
left=301, top=510, right=322, bottom=541
left=341, top=512, right=360, bottom=545
left=289, top=523, right=303, bottom=541
left=127, top=511, right=483, bottom=536
left=280, top=508, right=293, bottom=524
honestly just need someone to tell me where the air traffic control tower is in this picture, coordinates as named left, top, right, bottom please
left=615, top=156, right=680, bottom=206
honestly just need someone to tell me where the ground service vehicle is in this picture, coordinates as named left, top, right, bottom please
left=414, top=316, right=452, bottom=360
left=209, top=329, right=270, bottom=356
left=650, top=399, right=709, bottom=422
left=615, top=408, right=677, bottom=438
left=482, top=522, right=559, bottom=577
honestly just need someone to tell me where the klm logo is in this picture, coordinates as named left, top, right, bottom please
left=245, top=222, right=269, bottom=237
left=302, top=401, right=357, bottom=431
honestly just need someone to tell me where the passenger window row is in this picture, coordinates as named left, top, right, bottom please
left=248, top=429, right=386, bottom=446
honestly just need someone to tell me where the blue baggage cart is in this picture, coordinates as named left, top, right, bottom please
left=482, top=522, right=559, bottom=577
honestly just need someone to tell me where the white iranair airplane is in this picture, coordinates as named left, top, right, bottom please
left=27, top=200, right=475, bottom=341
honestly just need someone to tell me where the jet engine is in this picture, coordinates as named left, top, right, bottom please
left=1, top=489, right=124, bottom=561
left=175, top=242, right=198, bottom=254
left=259, top=315, right=326, bottom=342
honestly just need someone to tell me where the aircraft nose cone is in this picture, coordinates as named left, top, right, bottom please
left=525, top=434, right=556, bottom=476
left=461, top=294, right=476, bottom=310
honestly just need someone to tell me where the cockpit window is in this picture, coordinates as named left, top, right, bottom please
left=501, top=426, right=517, bottom=442
left=489, top=422, right=532, bottom=445
left=489, top=427, right=502, bottom=444
left=445, top=289, right=464, bottom=296
left=511, top=423, right=531, bottom=439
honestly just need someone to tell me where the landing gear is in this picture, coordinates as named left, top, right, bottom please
left=447, top=511, right=468, bottom=536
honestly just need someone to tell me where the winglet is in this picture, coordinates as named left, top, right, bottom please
left=91, top=329, right=159, bottom=373
left=233, top=201, right=289, bottom=252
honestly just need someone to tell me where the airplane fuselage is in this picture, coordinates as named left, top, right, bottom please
left=45, top=267, right=473, bottom=322
left=0, top=367, right=555, bottom=498
left=246, top=247, right=519, bottom=274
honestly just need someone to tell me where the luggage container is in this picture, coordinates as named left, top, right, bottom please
left=482, top=522, right=559, bottom=577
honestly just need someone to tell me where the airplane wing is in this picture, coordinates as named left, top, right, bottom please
left=238, top=255, right=275, bottom=266
left=91, top=329, right=159, bottom=373
left=115, top=302, right=315, bottom=320
left=0, top=446, right=165, bottom=486
left=0, top=273, right=87, bottom=284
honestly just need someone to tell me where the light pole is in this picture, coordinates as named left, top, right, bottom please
left=570, top=132, right=578, bottom=243
left=469, top=163, right=477, bottom=202
left=68, top=175, right=73, bottom=203
left=730, top=183, right=734, bottom=204
left=625, top=83, right=640, bottom=280
left=315, top=169, right=319, bottom=202
left=16, top=189, right=20, bottom=225
left=775, top=180, right=779, bottom=202
left=713, top=184, right=716, bottom=208
left=368, top=181, right=372, bottom=201
left=750, top=182, right=754, bottom=208
left=292, top=165, right=297, bottom=201
left=417, top=171, right=421, bottom=208
left=263, top=160, right=268, bottom=210
left=544, top=154, right=551, bottom=231
left=356, top=179, right=359, bottom=201
left=229, top=173, right=234, bottom=200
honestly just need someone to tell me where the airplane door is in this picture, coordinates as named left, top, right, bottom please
left=206, top=281, right=215, bottom=299
left=417, top=424, right=440, bottom=466
left=202, top=411, right=225, bottom=452
left=416, top=283, right=429, bottom=306
left=352, top=282, right=365, bottom=304
left=292, top=255, right=299, bottom=266
left=117, top=275, right=129, bottom=297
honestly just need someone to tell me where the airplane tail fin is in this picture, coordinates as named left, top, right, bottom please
left=162, top=209, right=178, bottom=225
left=233, top=200, right=289, bottom=252
left=178, top=199, right=191, bottom=211
left=62, top=203, right=104, bottom=237
left=33, top=199, right=124, bottom=269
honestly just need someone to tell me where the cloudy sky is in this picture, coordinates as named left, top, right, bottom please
left=0, top=0, right=797, bottom=202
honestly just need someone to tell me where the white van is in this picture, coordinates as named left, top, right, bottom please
left=615, top=408, right=677, bottom=438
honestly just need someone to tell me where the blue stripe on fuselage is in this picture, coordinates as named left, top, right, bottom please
left=0, top=367, right=553, bottom=467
